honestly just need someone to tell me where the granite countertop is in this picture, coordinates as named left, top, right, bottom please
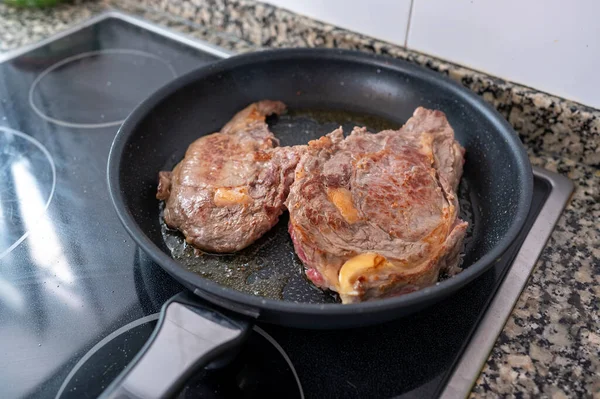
left=1, top=0, right=598, bottom=397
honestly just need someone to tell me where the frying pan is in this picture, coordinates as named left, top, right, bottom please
left=104, top=48, right=532, bottom=398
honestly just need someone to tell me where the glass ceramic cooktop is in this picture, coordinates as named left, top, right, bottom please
left=0, top=12, right=572, bottom=399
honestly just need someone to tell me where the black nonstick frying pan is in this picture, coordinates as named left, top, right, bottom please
left=104, top=48, right=532, bottom=398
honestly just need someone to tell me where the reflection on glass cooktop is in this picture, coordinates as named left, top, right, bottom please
left=0, top=13, right=555, bottom=399
left=0, top=15, right=220, bottom=399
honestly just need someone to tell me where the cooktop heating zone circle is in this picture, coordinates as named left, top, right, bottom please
left=55, top=315, right=304, bottom=399
left=28, top=49, right=177, bottom=129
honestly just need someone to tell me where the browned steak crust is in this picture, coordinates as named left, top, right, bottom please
left=286, top=107, right=468, bottom=303
left=157, top=100, right=303, bottom=253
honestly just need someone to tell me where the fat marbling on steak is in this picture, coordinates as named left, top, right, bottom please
left=286, top=107, right=469, bottom=304
left=157, top=100, right=303, bottom=253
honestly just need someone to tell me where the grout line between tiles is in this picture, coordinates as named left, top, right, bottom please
left=404, top=0, right=415, bottom=48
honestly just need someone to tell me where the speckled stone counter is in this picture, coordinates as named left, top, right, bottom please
left=473, top=152, right=600, bottom=398
left=1, top=0, right=598, bottom=397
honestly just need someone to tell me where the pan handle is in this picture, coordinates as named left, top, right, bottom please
left=99, top=292, right=253, bottom=399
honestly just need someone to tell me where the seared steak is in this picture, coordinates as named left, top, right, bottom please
left=286, top=107, right=468, bottom=303
left=157, top=100, right=303, bottom=253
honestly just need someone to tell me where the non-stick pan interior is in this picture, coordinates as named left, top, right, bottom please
left=113, top=50, right=530, bottom=311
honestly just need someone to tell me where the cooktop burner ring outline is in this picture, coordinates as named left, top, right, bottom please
left=0, top=126, right=56, bottom=260
left=55, top=314, right=305, bottom=399
left=54, top=313, right=159, bottom=399
left=28, top=48, right=178, bottom=129
left=253, top=325, right=305, bottom=399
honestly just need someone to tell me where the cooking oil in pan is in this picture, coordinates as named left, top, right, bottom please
left=160, top=206, right=307, bottom=300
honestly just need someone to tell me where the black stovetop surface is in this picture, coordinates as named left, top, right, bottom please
left=0, top=16, right=549, bottom=399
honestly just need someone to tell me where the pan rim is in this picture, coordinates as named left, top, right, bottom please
left=108, top=47, right=533, bottom=316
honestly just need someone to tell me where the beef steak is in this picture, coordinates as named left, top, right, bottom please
left=157, top=100, right=303, bottom=253
left=286, top=107, right=468, bottom=303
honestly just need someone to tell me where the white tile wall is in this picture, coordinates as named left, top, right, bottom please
left=407, top=0, right=600, bottom=109
left=260, top=0, right=412, bottom=46
left=258, top=0, right=600, bottom=109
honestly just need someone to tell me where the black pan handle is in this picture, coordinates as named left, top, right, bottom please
left=99, top=292, right=253, bottom=399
